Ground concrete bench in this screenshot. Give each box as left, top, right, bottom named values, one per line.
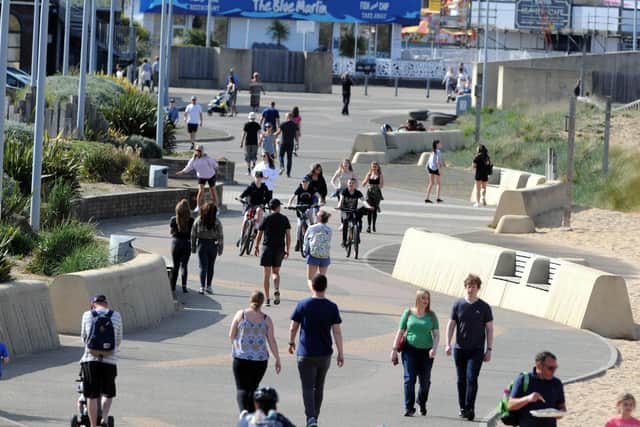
left=469, top=167, right=543, bottom=206
left=392, top=228, right=636, bottom=339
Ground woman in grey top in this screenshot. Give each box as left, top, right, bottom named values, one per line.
left=424, top=140, right=444, bottom=204
left=191, top=202, right=224, bottom=294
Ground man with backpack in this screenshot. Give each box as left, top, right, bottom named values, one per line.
left=303, top=210, right=332, bottom=291
left=504, top=351, right=566, bottom=427
left=80, top=295, right=123, bottom=427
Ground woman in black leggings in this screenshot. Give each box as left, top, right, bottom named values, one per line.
left=362, top=161, right=384, bottom=233
left=169, top=199, right=194, bottom=294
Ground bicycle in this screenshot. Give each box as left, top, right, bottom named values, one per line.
left=236, top=198, right=266, bottom=256
left=285, top=204, right=319, bottom=258
left=337, top=207, right=362, bottom=259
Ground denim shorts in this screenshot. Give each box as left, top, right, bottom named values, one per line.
left=306, top=255, right=330, bottom=267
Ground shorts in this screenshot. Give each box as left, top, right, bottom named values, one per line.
left=81, top=361, right=117, bottom=399
left=427, top=167, right=440, bottom=176
left=260, top=246, right=285, bottom=267
left=197, top=176, right=216, bottom=187
left=307, top=255, right=330, bottom=267
left=187, top=123, right=199, bottom=133
left=244, top=144, right=258, bottom=162
left=475, top=173, right=489, bottom=182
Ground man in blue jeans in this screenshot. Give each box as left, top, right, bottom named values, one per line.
left=445, top=273, right=494, bottom=421
left=288, top=274, right=344, bottom=427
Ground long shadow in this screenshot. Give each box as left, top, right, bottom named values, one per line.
left=0, top=410, right=60, bottom=425
left=0, top=344, right=80, bottom=380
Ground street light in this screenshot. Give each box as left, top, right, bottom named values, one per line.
left=0, top=0, right=12, bottom=216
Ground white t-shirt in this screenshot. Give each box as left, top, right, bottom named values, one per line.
left=252, top=162, right=278, bottom=191
left=427, top=149, right=442, bottom=171
left=185, top=103, right=202, bottom=124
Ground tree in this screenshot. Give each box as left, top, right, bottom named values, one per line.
left=182, top=29, right=206, bottom=47
left=267, top=20, right=290, bottom=46
left=339, top=33, right=367, bottom=57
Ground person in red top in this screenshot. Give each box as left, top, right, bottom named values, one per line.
left=606, top=393, right=640, bottom=427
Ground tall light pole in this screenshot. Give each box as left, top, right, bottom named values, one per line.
left=107, top=0, right=116, bottom=74
left=634, top=0, right=638, bottom=51
left=30, top=0, right=50, bottom=232
left=155, top=0, right=168, bottom=148
left=163, top=0, right=173, bottom=105
left=128, top=0, right=136, bottom=83
left=62, top=0, right=71, bottom=75
left=77, top=0, right=91, bottom=138
left=480, top=0, right=490, bottom=109
left=89, top=0, right=97, bottom=73
left=0, top=0, right=12, bottom=216
left=30, top=0, right=40, bottom=85
left=205, top=0, right=212, bottom=47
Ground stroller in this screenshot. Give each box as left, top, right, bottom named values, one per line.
left=70, top=373, right=115, bottom=427
left=207, top=91, right=228, bottom=116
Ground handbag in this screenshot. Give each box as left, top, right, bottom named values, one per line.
left=397, top=334, right=406, bottom=352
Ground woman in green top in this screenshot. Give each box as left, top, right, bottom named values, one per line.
left=391, top=289, right=440, bottom=417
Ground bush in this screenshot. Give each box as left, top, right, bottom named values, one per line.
left=41, top=180, right=78, bottom=229
left=55, top=241, right=109, bottom=275
left=182, top=29, right=206, bottom=46
left=123, top=135, right=162, bottom=159
left=123, top=155, right=149, bottom=187
left=82, top=145, right=130, bottom=183
left=43, top=75, right=124, bottom=107
left=100, top=87, right=176, bottom=152
left=0, top=231, right=14, bottom=282
left=27, top=221, right=96, bottom=276
left=4, top=121, right=34, bottom=145
left=0, top=223, right=36, bottom=256
left=2, top=176, right=30, bottom=219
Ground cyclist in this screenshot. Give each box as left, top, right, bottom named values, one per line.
left=288, top=176, right=317, bottom=252
left=336, top=178, right=372, bottom=248
left=237, top=171, right=270, bottom=246
left=237, top=387, right=295, bottom=427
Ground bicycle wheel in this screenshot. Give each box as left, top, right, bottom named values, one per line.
left=353, top=224, right=360, bottom=259
left=345, top=223, right=352, bottom=258
left=298, top=223, right=306, bottom=258
left=239, top=221, right=249, bottom=256
left=246, top=222, right=256, bottom=254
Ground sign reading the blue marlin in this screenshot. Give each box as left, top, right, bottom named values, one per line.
left=140, top=0, right=421, bottom=24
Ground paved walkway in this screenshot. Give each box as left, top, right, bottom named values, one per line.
left=0, top=86, right=617, bottom=426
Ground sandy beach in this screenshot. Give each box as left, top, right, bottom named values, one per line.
left=524, top=208, right=640, bottom=426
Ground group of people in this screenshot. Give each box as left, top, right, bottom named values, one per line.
left=443, top=62, right=472, bottom=103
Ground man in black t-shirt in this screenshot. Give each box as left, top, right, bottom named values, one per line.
left=337, top=178, right=371, bottom=247
left=237, top=171, right=269, bottom=245
left=275, top=113, right=300, bottom=177
left=241, top=112, right=262, bottom=175
left=341, top=73, right=353, bottom=115
left=445, top=273, right=494, bottom=422
left=254, top=198, right=291, bottom=306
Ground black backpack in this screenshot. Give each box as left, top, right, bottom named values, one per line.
left=87, top=310, right=116, bottom=357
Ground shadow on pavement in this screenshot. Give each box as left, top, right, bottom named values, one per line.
left=0, top=410, right=58, bottom=425
left=1, top=345, right=80, bottom=381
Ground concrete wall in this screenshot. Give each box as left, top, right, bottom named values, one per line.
left=304, top=51, right=333, bottom=94
left=216, top=47, right=254, bottom=90
left=0, top=281, right=60, bottom=356
left=468, top=167, right=545, bottom=206
left=50, top=254, right=175, bottom=335
left=492, top=181, right=567, bottom=228
left=392, top=229, right=636, bottom=338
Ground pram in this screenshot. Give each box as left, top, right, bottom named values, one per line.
left=70, top=373, right=115, bottom=427
left=207, top=91, right=228, bottom=116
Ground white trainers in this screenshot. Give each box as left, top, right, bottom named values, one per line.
left=473, top=202, right=480, bottom=208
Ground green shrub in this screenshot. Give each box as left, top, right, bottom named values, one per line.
left=100, top=87, right=176, bottom=152
left=41, top=180, right=78, bottom=229
left=2, top=176, right=30, bottom=218
left=123, top=155, right=149, bottom=187
left=123, top=135, right=162, bottom=159
left=0, top=223, right=36, bottom=256
left=27, top=221, right=96, bottom=276
left=55, top=241, right=109, bottom=275
left=0, top=232, right=14, bottom=282
left=43, top=75, right=124, bottom=107
left=4, top=121, right=34, bottom=145
left=182, top=29, right=206, bottom=46
left=82, top=145, right=130, bottom=183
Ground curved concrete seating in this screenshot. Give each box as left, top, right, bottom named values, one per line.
left=392, top=228, right=636, bottom=339
left=0, top=280, right=60, bottom=356
left=469, top=167, right=544, bottom=206
left=491, top=181, right=566, bottom=228
left=351, top=129, right=464, bottom=164
left=351, top=151, right=386, bottom=165
left=50, top=254, right=175, bottom=335
left=495, top=214, right=535, bottom=234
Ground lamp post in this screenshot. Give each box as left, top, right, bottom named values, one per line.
left=155, top=0, right=168, bottom=148
left=62, top=0, right=71, bottom=75
left=0, top=0, right=12, bottom=216
left=30, top=0, right=40, bottom=85
left=107, top=0, right=116, bottom=74
left=77, top=0, right=91, bottom=138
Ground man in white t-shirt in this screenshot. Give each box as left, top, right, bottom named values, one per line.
left=184, top=96, right=203, bottom=149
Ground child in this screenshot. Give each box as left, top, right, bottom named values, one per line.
left=605, top=393, right=640, bottom=427
left=0, top=341, right=8, bottom=379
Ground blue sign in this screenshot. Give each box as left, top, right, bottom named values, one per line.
left=140, top=0, right=421, bottom=24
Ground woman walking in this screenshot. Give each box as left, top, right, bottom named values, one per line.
left=443, top=66, right=457, bottom=102
left=229, top=290, right=281, bottom=413
left=472, top=144, right=492, bottom=207
left=391, top=289, right=440, bottom=417
left=169, top=199, right=194, bottom=295
left=259, top=123, right=277, bottom=156
left=303, top=210, right=332, bottom=290
left=226, top=75, right=238, bottom=117
left=191, top=202, right=224, bottom=295
left=424, top=140, right=444, bottom=204
left=330, top=159, right=357, bottom=199
left=252, top=152, right=278, bottom=202
left=362, top=161, right=384, bottom=233
left=291, top=106, right=302, bottom=156
left=249, top=72, right=266, bottom=113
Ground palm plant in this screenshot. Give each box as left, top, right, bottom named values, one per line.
left=267, top=20, right=290, bottom=46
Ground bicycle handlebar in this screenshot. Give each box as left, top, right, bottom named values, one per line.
left=285, top=204, right=320, bottom=210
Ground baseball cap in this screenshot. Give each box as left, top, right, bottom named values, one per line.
left=169, top=98, right=175, bottom=103
left=254, top=170, right=264, bottom=178
left=92, top=294, right=108, bottom=304
left=195, top=144, right=204, bottom=152
left=191, top=95, right=197, bottom=101
left=301, top=175, right=311, bottom=182
left=248, top=112, right=257, bottom=121
left=269, top=198, right=282, bottom=209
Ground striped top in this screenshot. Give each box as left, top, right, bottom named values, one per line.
left=80, top=308, right=123, bottom=365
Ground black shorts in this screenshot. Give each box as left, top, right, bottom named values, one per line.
left=427, top=167, right=440, bottom=176
left=81, top=362, right=117, bottom=399
left=260, top=246, right=285, bottom=267
left=198, top=176, right=216, bottom=187
left=187, top=123, right=199, bottom=133
left=475, top=173, right=489, bottom=182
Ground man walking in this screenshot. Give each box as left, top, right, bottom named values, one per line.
left=241, top=112, right=262, bottom=175
left=275, top=112, right=300, bottom=177
left=340, top=73, right=353, bottom=116
left=80, top=295, right=123, bottom=427
left=289, top=274, right=344, bottom=427
left=254, top=198, right=291, bottom=306
left=445, top=273, right=494, bottom=421
left=260, top=102, right=280, bottom=131
left=152, top=56, right=160, bottom=93
left=139, top=58, right=152, bottom=92
left=176, top=144, right=219, bottom=209
left=508, top=351, right=566, bottom=427
left=184, top=96, right=203, bottom=150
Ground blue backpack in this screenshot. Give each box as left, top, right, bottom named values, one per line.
left=87, top=310, right=116, bottom=357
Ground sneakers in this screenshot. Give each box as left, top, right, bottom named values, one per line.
left=193, top=205, right=200, bottom=214
left=306, top=417, right=318, bottom=427
left=424, top=199, right=433, bottom=203
left=266, top=298, right=271, bottom=307
left=436, top=198, right=443, bottom=203
left=473, top=202, right=480, bottom=208
left=404, top=408, right=416, bottom=417
left=279, top=167, right=285, bottom=175
left=206, top=286, right=213, bottom=294
left=274, top=290, right=280, bottom=305
left=198, top=287, right=205, bottom=294
left=182, top=286, right=188, bottom=293
left=366, top=226, right=371, bottom=233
